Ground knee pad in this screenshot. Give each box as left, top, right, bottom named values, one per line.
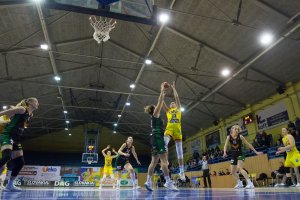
left=11, top=156, right=25, bottom=177
left=0, top=149, right=12, bottom=166
left=175, top=141, right=183, bottom=159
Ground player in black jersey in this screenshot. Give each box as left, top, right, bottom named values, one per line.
left=223, top=125, right=262, bottom=189
left=0, top=98, right=38, bottom=192
left=143, top=82, right=178, bottom=191
left=115, top=136, right=141, bottom=189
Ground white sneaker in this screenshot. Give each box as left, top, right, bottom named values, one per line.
left=245, top=182, right=254, bottom=189
left=296, top=183, right=300, bottom=187
left=116, top=184, right=120, bottom=190
left=179, top=172, right=186, bottom=182
left=144, top=182, right=153, bottom=191
left=234, top=181, right=243, bottom=189
left=165, top=181, right=179, bottom=191
left=133, top=185, right=141, bottom=189
left=4, top=184, right=22, bottom=192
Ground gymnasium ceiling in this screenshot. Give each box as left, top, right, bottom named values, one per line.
left=0, top=0, right=300, bottom=148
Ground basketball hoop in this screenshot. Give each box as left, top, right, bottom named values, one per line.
left=87, top=157, right=93, bottom=165
left=89, top=16, right=116, bottom=43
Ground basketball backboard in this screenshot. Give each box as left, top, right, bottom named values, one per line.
left=45, top=0, right=156, bottom=25
left=82, top=153, right=98, bottom=164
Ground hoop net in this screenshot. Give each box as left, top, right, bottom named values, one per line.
left=89, top=16, right=116, bottom=43
left=87, top=157, right=93, bottom=165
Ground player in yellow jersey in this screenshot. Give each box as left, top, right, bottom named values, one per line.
left=276, top=128, right=300, bottom=187
left=99, top=145, right=118, bottom=189
left=163, top=81, right=186, bottom=181
left=0, top=164, right=7, bottom=189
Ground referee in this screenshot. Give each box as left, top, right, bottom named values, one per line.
left=201, top=156, right=212, bottom=188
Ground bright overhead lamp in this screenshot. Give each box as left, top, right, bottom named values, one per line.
left=40, top=43, right=48, bottom=50
left=221, top=68, right=231, bottom=77
left=259, top=32, right=274, bottom=46
left=158, top=13, right=170, bottom=24
left=145, top=59, right=152, bottom=65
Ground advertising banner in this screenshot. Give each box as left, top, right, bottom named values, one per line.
left=256, top=101, right=289, bottom=130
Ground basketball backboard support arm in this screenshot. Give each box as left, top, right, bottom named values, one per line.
left=44, top=0, right=157, bottom=25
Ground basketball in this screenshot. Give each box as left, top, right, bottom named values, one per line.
left=163, top=82, right=170, bottom=89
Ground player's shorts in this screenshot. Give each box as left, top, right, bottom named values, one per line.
left=103, top=166, right=113, bottom=175
left=150, top=131, right=166, bottom=156
left=1, top=134, right=23, bottom=151
left=115, top=156, right=129, bottom=171
left=284, top=152, right=300, bottom=167
left=164, top=125, right=182, bottom=141
left=231, top=151, right=246, bottom=165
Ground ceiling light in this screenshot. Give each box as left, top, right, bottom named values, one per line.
left=145, top=59, right=152, bottom=65
left=114, top=123, right=118, bottom=127
left=113, top=131, right=116, bottom=134
left=158, top=13, right=170, bottom=24
left=259, top=32, right=274, bottom=46
left=129, top=84, right=136, bottom=89
left=54, top=75, right=61, bottom=81
left=118, top=114, right=121, bottom=118
left=180, top=107, right=185, bottom=112
left=65, top=120, right=70, bottom=124
left=40, top=43, right=48, bottom=50
left=63, top=110, right=68, bottom=114
left=65, top=128, right=68, bottom=131
left=125, top=102, right=131, bottom=106
left=2, top=106, right=7, bottom=110
left=68, top=133, right=72, bottom=136
left=221, top=68, right=231, bottom=77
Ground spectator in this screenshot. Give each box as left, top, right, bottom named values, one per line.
left=226, top=169, right=230, bottom=175
left=255, top=131, right=268, bottom=147
left=277, top=135, right=283, bottom=146
left=295, top=117, right=300, bottom=133
left=288, top=121, right=296, bottom=133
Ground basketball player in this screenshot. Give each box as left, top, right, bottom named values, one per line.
left=0, top=98, right=39, bottom=191
left=276, top=128, right=300, bottom=186
left=223, top=125, right=262, bottom=189
left=99, top=145, right=118, bottom=189
left=144, top=82, right=178, bottom=191
left=163, top=81, right=186, bottom=181
left=115, top=136, right=141, bottom=189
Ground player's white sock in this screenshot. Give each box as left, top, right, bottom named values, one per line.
left=165, top=176, right=171, bottom=183
left=147, top=175, right=152, bottom=183
left=179, top=166, right=184, bottom=173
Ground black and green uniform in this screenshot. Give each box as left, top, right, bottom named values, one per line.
left=115, top=144, right=132, bottom=171
left=150, top=116, right=166, bottom=156
left=229, top=134, right=246, bottom=165
left=1, top=109, right=31, bottom=151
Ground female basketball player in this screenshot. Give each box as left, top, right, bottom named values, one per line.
left=99, top=145, right=118, bottom=189
left=115, top=136, right=141, bottom=189
left=276, top=128, right=300, bottom=186
left=0, top=97, right=39, bottom=191
left=143, top=82, right=178, bottom=191
left=223, top=125, right=262, bottom=189
left=163, top=81, right=186, bottom=181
